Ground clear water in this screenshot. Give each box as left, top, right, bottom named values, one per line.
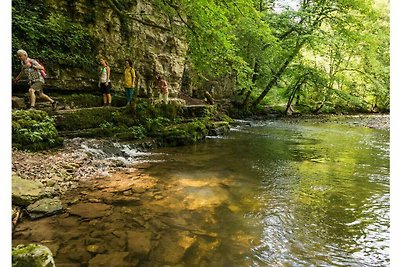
left=13, top=117, right=390, bottom=266
left=141, top=118, right=390, bottom=266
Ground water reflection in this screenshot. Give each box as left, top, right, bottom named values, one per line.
left=144, top=119, right=389, bottom=266
left=13, top=117, right=389, bottom=266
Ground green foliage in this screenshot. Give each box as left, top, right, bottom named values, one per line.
left=100, top=121, right=115, bottom=129
left=127, top=125, right=146, bottom=139
left=12, top=110, right=63, bottom=151
left=145, top=117, right=171, bottom=133
left=60, top=94, right=102, bottom=108
left=12, top=0, right=96, bottom=75
left=159, top=0, right=389, bottom=113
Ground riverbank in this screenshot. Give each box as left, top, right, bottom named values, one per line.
left=12, top=113, right=390, bottom=266
left=269, top=113, right=390, bottom=130
left=11, top=113, right=390, bottom=266
left=12, top=113, right=389, bottom=201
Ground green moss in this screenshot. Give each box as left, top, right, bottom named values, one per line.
left=60, top=125, right=146, bottom=140
left=12, top=244, right=54, bottom=267
left=181, top=105, right=216, bottom=118
left=52, top=95, right=233, bottom=146
left=55, top=107, right=138, bottom=131
left=154, top=120, right=209, bottom=146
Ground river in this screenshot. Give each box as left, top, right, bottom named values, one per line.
left=13, top=116, right=390, bottom=266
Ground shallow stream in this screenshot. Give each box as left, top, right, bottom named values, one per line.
left=13, top=116, right=390, bottom=266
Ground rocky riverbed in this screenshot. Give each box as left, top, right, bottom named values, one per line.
left=12, top=137, right=233, bottom=266
left=11, top=114, right=390, bottom=218
left=11, top=114, right=390, bottom=266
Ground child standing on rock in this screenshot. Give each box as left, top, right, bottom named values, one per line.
left=157, top=75, right=169, bottom=104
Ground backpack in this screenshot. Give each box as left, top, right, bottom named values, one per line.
left=30, top=59, right=47, bottom=79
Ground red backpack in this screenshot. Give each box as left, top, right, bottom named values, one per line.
left=30, top=59, right=47, bottom=78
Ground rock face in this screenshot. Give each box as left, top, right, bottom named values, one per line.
left=39, top=0, right=188, bottom=97
left=12, top=243, right=55, bottom=267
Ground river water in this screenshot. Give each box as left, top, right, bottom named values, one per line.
left=13, top=116, right=390, bottom=266
left=140, top=118, right=390, bottom=267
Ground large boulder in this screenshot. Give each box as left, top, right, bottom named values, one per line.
left=12, top=174, right=46, bottom=206
left=12, top=243, right=55, bottom=267
left=12, top=96, right=27, bottom=110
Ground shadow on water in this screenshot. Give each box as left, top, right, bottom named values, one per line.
left=13, top=117, right=389, bottom=266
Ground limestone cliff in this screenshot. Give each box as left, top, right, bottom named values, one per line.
left=16, top=0, right=188, bottom=97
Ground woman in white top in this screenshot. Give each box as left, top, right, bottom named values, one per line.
left=98, top=58, right=112, bottom=107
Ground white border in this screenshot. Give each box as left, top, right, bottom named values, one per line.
left=1, top=0, right=12, bottom=266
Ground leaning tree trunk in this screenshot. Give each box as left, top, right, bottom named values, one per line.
left=285, top=76, right=307, bottom=114
left=252, top=40, right=305, bottom=108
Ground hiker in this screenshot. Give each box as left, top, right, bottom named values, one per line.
left=157, top=75, right=169, bottom=103
left=122, top=59, right=137, bottom=107
left=98, top=58, right=112, bottom=107
left=14, top=49, right=58, bottom=110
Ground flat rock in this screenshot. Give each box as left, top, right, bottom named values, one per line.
left=68, top=203, right=112, bottom=219
left=150, top=232, right=196, bottom=264
left=27, top=198, right=64, bottom=219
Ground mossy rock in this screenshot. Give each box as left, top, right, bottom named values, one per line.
left=56, top=93, right=127, bottom=108
left=155, top=120, right=209, bottom=146
left=61, top=125, right=146, bottom=140
left=181, top=105, right=216, bottom=118
left=12, top=243, right=55, bottom=267
left=206, top=121, right=230, bottom=136
left=55, top=107, right=138, bottom=131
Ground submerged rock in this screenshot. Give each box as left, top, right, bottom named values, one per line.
left=68, top=203, right=112, bottom=219
left=12, top=243, right=55, bottom=267
left=150, top=231, right=196, bottom=264
left=127, top=230, right=153, bottom=258
left=88, top=252, right=137, bottom=267
left=26, top=198, right=64, bottom=219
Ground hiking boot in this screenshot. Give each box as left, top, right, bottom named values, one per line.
left=28, top=106, right=35, bottom=110
left=52, top=101, right=58, bottom=110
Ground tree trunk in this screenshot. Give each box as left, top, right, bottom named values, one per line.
left=252, top=40, right=305, bottom=108
left=285, top=77, right=306, bottom=114
left=241, top=59, right=259, bottom=108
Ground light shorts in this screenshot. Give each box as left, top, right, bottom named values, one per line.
left=30, top=81, right=44, bottom=93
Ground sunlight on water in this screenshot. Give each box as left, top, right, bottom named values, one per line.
left=144, top=117, right=389, bottom=266
left=13, top=117, right=389, bottom=266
